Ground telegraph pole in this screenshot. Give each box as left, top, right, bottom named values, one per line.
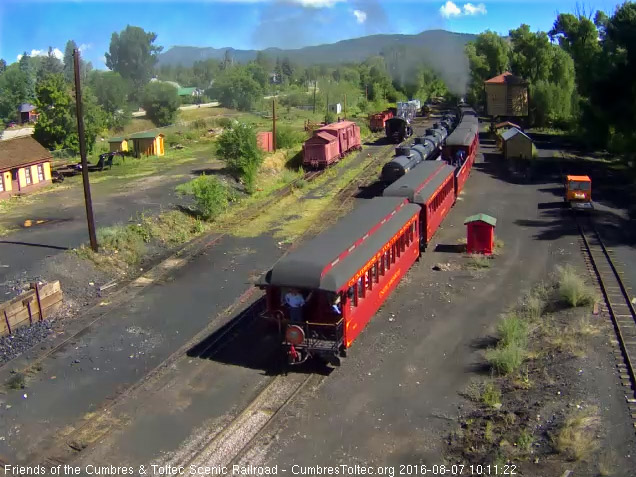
left=73, top=49, right=98, bottom=252
left=344, top=94, right=347, bottom=120
left=272, top=99, right=277, bottom=152
left=313, top=81, right=317, bottom=114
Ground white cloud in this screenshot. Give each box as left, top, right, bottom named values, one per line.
left=439, top=1, right=461, bottom=18
left=440, top=1, right=486, bottom=18
left=17, top=48, right=63, bottom=61
left=78, top=43, right=93, bottom=52
left=353, top=9, right=367, bottom=23
left=286, top=0, right=346, bottom=7
left=463, top=2, right=486, bottom=15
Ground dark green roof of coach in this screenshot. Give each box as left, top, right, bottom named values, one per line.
left=259, top=197, right=420, bottom=292
left=383, top=161, right=455, bottom=205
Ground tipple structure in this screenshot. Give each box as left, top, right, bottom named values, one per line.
left=302, top=120, right=362, bottom=169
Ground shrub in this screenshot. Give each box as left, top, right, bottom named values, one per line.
left=275, top=125, right=307, bottom=149
left=217, top=122, right=263, bottom=193
left=486, top=344, right=524, bottom=375
left=553, top=407, right=600, bottom=461
left=497, top=314, right=528, bottom=348
left=142, top=82, right=180, bottom=127
left=7, top=373, right=26, bottom=390
left=189, top=175, right=231, bottom=220
left=523, top=293, right=545, bottom=321
left=555, top=265, right=595, bottom=307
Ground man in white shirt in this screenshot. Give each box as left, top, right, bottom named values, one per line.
left=285, top=289, right=305, bottom=322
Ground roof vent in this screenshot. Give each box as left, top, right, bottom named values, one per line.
left=396, top=146, right=412, bottom=157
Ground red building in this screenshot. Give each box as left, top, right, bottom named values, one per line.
left=257, top=131, right=274, bottom=152
left=465, top=214, right=497, bottom=255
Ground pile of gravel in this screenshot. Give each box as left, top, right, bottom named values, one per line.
left=0, top=320, right=54, bottom=366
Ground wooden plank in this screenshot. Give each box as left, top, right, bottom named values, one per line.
left=2, top=287, right=61, bottom=322
left=3, top=292, right=62, bottom=334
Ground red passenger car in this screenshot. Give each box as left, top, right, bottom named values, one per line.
left=257, top=197, right=421, bottom=365
left=382, top=161, right=456, bottom=248
left=302, top=120, right=362, bottom=169
left=442, top=120, right=479, bottom=195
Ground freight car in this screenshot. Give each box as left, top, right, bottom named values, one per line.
left=257, top=197, right=421, bottom=365
left=385, top=117, right=413, bottom=144
left=382, top=161, right=456, bottom=249
left=380, top=139, right=439, bottom=185
left=369, top=110, right=394, bottom=132
left=303, top=120, right=362, bottom=169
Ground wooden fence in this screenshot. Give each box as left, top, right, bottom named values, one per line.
left=0, top=281, right=63, bottom=336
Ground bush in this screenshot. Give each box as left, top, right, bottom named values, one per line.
left=275, top=125, right=307, bottom=149
left=188, top=175, right=231, bottom=220
left=217, top=122, right=263, bottom=193
left=7, top=373, right=26, bottom=390
left=142, top=82, right=180, bottom=126
left=486, top=344, right=524, bottom=375
left=555, top=265, right=595, bottom=307
left=481, top=381, right=502, bottom=408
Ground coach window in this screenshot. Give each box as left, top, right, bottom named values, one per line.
left=358, top=276, right=365, bottom=299
left=367, top=270, right=372, bottom=291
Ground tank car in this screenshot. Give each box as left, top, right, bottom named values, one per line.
left=380, top=146, right=422, bottom=184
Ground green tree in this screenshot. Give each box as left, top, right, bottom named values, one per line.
left=33, top=73, right=106, bottom=153
left=509, top=25, right=553, bottom=84
left=217, top=122, right=262, bottom=194
left=89, top=70, right=130, bottom=129
left=0, top=59, right=6, bottom=75
left=465, top=31, right=510, bottom=105
left=18, top=52, right=35, bottom=101
left=37, top=47, right=63, bottom=81
left=0, top=64, right=29, bottom=122
left=105, top=25, right=163, bottom=92
left=142, top=81, right=179, bottom=126
left=549, top=13, right=602, bottom=95
left=209, top=67, right=262, bottom=111
left=63, top=40, right=77, bottom=83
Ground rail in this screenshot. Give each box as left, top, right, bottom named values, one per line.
left=576, top=213, right=636, bottom=423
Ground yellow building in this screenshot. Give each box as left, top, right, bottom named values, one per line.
left=108, top=137, right=129, bottom=153
left=501, top=127, right=533, bottom=160
left=484, top=72, right=529, bottom=117
left=0, top=136, right=52, bottom=200
left=129, top=132, right=165, bottom=158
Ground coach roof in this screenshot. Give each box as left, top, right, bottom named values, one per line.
left=383, top=161, right=456, bottom=205
left=259, top=197, right=420, bottom=292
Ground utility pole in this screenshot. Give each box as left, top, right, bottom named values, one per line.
left=313, top=81, right=317, bottom=114
left=73, top=49, right=98, bottom=252
left=326, top=92, right=329, bottom=123
left=272, top=99, right=277, bottom=152
left=344, top=94, right=347, bottom=120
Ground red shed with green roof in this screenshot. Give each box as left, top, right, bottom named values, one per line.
left=465, top=213, right=497, bottom=255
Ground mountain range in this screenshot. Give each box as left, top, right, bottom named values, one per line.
left=157, top=30, right=476, bottom=94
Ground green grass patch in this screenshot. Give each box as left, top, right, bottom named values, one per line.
left=467, top=254, right=492, bottom=269
left=97, top=224, right=148, bottom=266
left=177, top=175, right=234, bottom=220
left=481, top=381, right=502, bottom=409
left=555, top=265, right=596, bottom=307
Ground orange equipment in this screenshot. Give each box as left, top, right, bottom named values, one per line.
left=565, top=175, right=593, bottom=210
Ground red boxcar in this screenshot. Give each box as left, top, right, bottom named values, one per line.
left=369, top=110, right=394, bottom=132
left=257, top=197, right=421, bottom=365
left=302, top=120, right=361, bottom=168
left=256, top=131, right=273, bottom=152
left=382, top=161, right=457, bottom=248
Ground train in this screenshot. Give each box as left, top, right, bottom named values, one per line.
left=369, top=110, right=394, bottom=132
left=257, top=107, right=480, bottom=365
left=384, top=100, right=421, bottom=144
left=302, top=120, right=362, bottom=169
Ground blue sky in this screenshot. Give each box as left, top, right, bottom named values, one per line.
left=0, top=0, right=624, bottom=69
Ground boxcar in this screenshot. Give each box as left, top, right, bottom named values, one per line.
left=257, top=197, right=421, bottom=365
left=369, top=111, right=394, bottom=132
left=383, top=161, right=456, bottom=249
left=303, top=120, right=361, bottom=169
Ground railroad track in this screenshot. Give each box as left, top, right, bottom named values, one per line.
left=576, top=214, right=636, bottom=431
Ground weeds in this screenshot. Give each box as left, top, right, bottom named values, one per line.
left=7, top=372, right=26, bottom=390
left=486, top=344, right=525, bottom=375
left=497, top=314, right=529, bottom=348
left=98, top=225, right=147, bottom=265
left=467, top=255, right=492, bottom=269
left=189, top=175, right=232, bottom=220
left=555, top=265, right=596, bottom=307
left=553, top=406, right=600, bottom=461
left=516, top=428, right=533, bottom=452
left=522, top=292, right=545, bottom=321
left=481, top=381, right=502, bottom=408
